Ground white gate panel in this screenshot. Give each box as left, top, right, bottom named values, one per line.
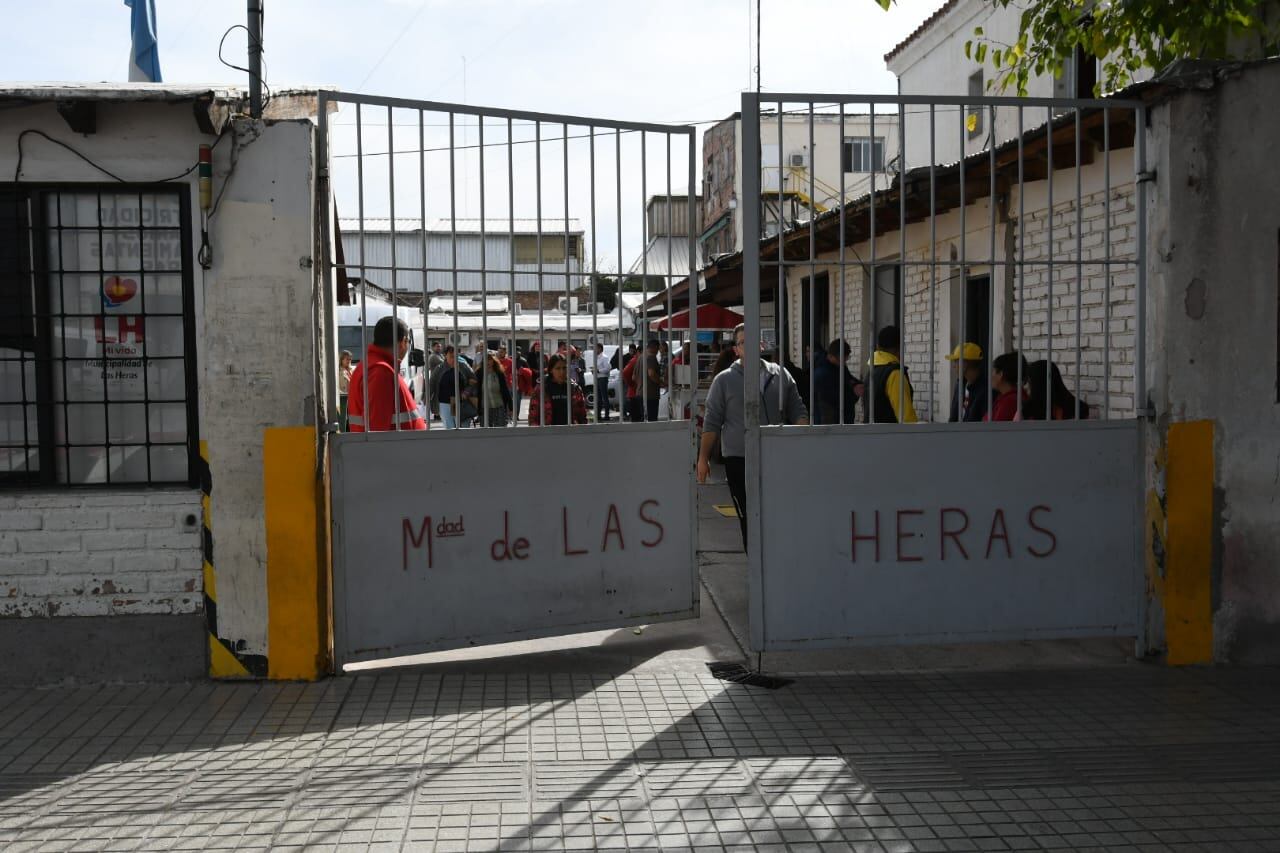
left=332, top=423, right=695, bottom=665
left=753, top=421, right=1141, bottom=650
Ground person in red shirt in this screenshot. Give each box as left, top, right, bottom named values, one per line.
left=346, top=316, right=427, bottom=432
left=527, top=354, right=587, bottom=426
left=985, top=351, right=1029, bottom=422
left=621, top=349, right=642, bottom=422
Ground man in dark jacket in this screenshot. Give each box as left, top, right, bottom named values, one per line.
left=812, top=338, right=864, bottom=425
left=945, top=342, right=990, bottom=422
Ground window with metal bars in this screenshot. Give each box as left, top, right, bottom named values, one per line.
left=0, top=185, right=197, bottom=487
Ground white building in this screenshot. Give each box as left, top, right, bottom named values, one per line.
left=701, top=111, right=902, bottom=259
left=339, top=218, right=585, bottom=303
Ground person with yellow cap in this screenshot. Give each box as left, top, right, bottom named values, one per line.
left=946, top=341, right=990, bottom=422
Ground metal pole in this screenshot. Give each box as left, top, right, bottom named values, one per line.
left=247, top=0, right=263, bottom=119
left=419, top=110, right=430, bottom=425
left=776, top=105, right=785, bottom=414
left=508, top=118, right=516, bottom=426
left=356, top=104, right=369, bottom=436
left=640, top=131, right=649, bottom=417
left=563, top=121, right=572, bottom=427
left=687, top=131, right=697, bottom=426
left=616, top=129, right=624, bottom=421
left=317, top=92, right=338, bottom=432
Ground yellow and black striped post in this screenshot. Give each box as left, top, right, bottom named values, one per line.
left=201, top=441, right=268, bottom=678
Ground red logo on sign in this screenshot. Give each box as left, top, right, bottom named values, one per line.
left=102, top=276, right=138, bottom=308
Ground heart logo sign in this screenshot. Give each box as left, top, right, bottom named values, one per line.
left=102, top=276, right=138, bottom=309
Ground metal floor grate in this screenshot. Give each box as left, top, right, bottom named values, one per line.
left=413, top=763, right=525, bottom=803
left=746, top=756, right=865, bottom=796
left=533, top=760, right=642, bottom=802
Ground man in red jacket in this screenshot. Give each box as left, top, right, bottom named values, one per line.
left=347, top=316, right=427, bottom=432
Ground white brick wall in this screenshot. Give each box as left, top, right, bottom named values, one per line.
left=0, top=489, right=203, bottom=618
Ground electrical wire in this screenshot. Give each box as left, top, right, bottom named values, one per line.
left=218, top=23, right=272, bottom=115
left=12, top=128, right=226, bottom=183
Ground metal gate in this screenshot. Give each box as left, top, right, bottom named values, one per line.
left=317, top=92, right=700, bottom=667
left=739, top=91, right=1149, bottom=651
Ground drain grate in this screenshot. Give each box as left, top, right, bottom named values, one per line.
left=845, top=752, right=966, bottom=791
left=178, top=768, right=300, bottom=810
left=746, top=756, right=865, bottom=796
left=641, top=759, right=755, bottom=799
left=533, top=761, right=642, bottom=802
left=414, top=763, right=525, bottom=803
left=48, top=769, right=189, bottom=814
left=297, top=766, right=418, bottom=808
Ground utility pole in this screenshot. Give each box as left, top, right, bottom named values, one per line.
left=248, top=0, right=264, bottom=118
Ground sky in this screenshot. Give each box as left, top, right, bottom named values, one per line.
left=4, top=0, right=942, bottom=273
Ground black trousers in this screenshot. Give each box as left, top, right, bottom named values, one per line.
left=723, top=455, right=748, bottom=549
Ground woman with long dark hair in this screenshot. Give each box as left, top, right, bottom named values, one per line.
left=528, top=353, right=587, bottom=426
left=1024, top=360, right=1090, bottom=420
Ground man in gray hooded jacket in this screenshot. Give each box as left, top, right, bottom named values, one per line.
left=697, top=323, right=808, bottom=548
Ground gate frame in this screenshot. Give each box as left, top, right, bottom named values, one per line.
left=314, top=91, right=702, bottom=669
left=739, top=91, right=1151, bottom=654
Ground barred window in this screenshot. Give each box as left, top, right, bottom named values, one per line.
left=0, top=186, right=197, bottom=487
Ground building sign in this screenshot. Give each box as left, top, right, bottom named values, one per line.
left=755, top=422, right=1141, bottom=650
left=331, top=425, right=696, bottom=664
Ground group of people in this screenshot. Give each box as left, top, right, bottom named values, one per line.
left=697, top=323, right=1093, bottom=548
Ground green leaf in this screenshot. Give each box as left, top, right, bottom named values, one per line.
left=965, top=40, right=972, bottom=59
left=975, top=42, right=988, bottom=64
left=974, top=25, right=984, bottom=36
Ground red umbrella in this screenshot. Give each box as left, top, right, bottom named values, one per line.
left=649, top=303, right=743, bottom=331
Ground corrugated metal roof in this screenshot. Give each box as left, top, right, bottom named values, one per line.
left=627, top=236, right=705, bottom=277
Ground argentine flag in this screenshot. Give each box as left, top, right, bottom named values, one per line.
left=125, top=0, right=162, bottom=83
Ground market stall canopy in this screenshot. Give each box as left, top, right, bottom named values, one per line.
left=650, top=303, right=743, bottom=332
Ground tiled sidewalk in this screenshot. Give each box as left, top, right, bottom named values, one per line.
left=0, top=667, right=1278, bottom=851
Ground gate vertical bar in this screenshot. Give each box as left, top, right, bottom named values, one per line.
left=589, top=127, right=598, bottom=419
left=665, top=133, right=674, bottom=420
left=1017, top=107, right=1025, bottom=419
left=929, top=104, right=937, bottom=423
left=535, top=121, right=545, bottom=427
left=988, top=105, right=996, bottom=422
left=508, top=118, right=516, bottom=426
left=808, top=103, right=816, bottom=416
left=356, top=104, right=369, bottom=436
left=686, top=127, right=698, bottom=615
left=957, top=106, right=966, bottom=426
left=419, top=110, right=430, bottom=420
left=480, top=117, right=490, bottom=427
left=640, top=131, right=649, bottom=416
left=449, top=112, right=460, bottom=428
left=615, top=129, right=624, bottom=420
left=899, top=99, right=908, bottom=421
left=1074, top=108, right=1083, bottom=408
left=868, top=106, right=877, bottom=423
left=838, top=104, right=846, bottom=423
left=563, top=122, right=571, bottom=427
left=1103, top=109, right=1111, bottom=419
left=741, top=92, right=765, bottom=652
left=386, top=106, right=401, bottom=430
left=1045, top=105, right=1054, bottom=420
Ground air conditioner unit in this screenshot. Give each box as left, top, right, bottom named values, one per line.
left=789, top=152, right=808, bottom=168
left=447, top=331, right=470, bottom=346
left=557, top=296, right=580, bottom=313
left=586, top=302, right=607, bottom=314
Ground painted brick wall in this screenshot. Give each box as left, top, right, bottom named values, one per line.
left=0, top=489, right=202, bottom=618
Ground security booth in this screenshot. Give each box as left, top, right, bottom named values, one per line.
left=318, top=93, right=703, bottom=667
